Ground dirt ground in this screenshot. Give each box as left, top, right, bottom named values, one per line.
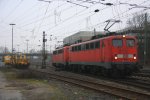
left=0, top=68, right=119, bottom=100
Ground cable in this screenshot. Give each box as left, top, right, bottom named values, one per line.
left=51, top=0, right=150, bottom=38
left=45, top=4, right=108, bottom=32
left=47, top=1, right=121, bottom=35
left=36, top=2, right=51, bottom=34
left=49, top=6, right=108, bottom=35
left=66, top=1, right=89, bottom=8
left=17, top=2, right=72, bottom=28
left=17, top=1, right=89, bottom=33
left=12, top=2, right=40, bottom=22
left=17, top=2, right=67, bottom=25
left=4, top=0, right=24, bottom=21
left=15, top=1, right=101, bottom=30
left=45, top=0, right=126, bottom=33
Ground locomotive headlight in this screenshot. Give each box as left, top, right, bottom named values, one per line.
left=115, top=56, right=118, bottom=59
left=123, top=35, right=126, bottom=38
left=134, top=56, right=136, bottom=59
left=133, top=54, right=136, bottom=59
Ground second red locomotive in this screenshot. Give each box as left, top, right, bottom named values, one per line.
left=52, top=35, right=141, bottom=77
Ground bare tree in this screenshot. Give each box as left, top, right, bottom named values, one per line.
left=126, top=13, right=147, bottom=29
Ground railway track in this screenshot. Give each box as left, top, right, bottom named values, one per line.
left=121, top=72, right=150, bottom=91
left=29, top=68, right=150, bottom=100
left=133, top=72, right=150, bottom=78
left=112, top=77, right=150, bottom=91
left=69, top=69, right=150, bottom=92
left=140, top=69, right=150, bottom=73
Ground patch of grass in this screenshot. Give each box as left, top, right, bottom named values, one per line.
left=3, top=71, right=18, bottom=80
left=1, top=68, right=88, bottom=100
left=0, top=67, right=12, bottom=73
left=1, top=68, right=67, bottom=99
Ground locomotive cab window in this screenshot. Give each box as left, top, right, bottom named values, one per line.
left=126, top=39, right=135, bottom=47
left=72, top=46, right=75, bottom=52
left=81, top=44, right=85, bottom=50
left=95, top=41, right=100, bottom=48
left=75, top=46, right=78, bottom=51
left=112, top=39, right=122, bottom=47
left=53, top=51, right=57, bottom=55
left=86, top=43, right=90, bottom=50
left=90, top=42, right=94, bottom=49
left=57, top=49, right=63, bottom=54
left=78, top=45, right=81, bottom=51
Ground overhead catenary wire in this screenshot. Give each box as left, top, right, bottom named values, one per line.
left=4, top=0, right=24, bottom=22
left=16, top=2, right=67, bottom=26
left=49, top=6, right=109, bottom=35
left=3, top=0, right=148, bottom=33
left=12, top=2, right=41, bottom=22
left=36, top=1, right=51, bottom=34
left=51, top=0, right=150, bottom=38
left=11, top=0, right=115, bottom=32
left=17, top=2, right=76, bottom=28
left=12, top=0, right=68, bottom=25
left=0, top=1, right=77, bottom=40
left=16, top=1, right=92, bottom=35
left=1, top=0, right=150, bottom=51
left=16, top=0, right=111, bottom=30
left=46, top=1, right=123, bottom=36
left=44, top=2, right=115, bottom=32
left=66, top=0, right=89, bottom=8
left=16, top=0, right=86, bottom=27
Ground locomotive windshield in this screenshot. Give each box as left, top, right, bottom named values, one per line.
left=126, top=39, right=135, bottom=47
left=112, top=39, right=122, bottom=47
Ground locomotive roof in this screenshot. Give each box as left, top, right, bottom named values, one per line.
left=54, top=46, right=69, bottom=50
left=70, top=35, right=136, bottom=46
left=53, top=35, right=136, bottom=51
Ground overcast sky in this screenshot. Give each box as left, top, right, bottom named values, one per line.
left=0, top=0, right=149, bottom=53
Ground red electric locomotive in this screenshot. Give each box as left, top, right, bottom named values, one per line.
left=52, top=46, right=69, bottom=69
left=52, top=35, right=141, bottom=77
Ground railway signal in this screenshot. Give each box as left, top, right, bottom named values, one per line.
left=42, top=31, right=47, bottom=69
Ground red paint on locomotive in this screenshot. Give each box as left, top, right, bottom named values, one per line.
left=52, top=46, right=69, bottom=67
left=69, top=35, right=138, bottom=65
left=52, top=35, right=141, bottom=77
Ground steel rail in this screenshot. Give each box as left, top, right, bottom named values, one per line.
left=30, top=68, right=150, bottom=100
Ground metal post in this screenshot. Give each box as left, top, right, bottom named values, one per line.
left=26, top=40, right=29, bottom=53
left=10, top=24, right=15, bottom=54
left=12, top=26, right=13, bottom=54
left=50, top=35, right=52, bottom=53
left=144, top=13, right=147, bottom=65
left=9, top=24, right=15, bottom=62
left=42, top=31, right=47, bottom=69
